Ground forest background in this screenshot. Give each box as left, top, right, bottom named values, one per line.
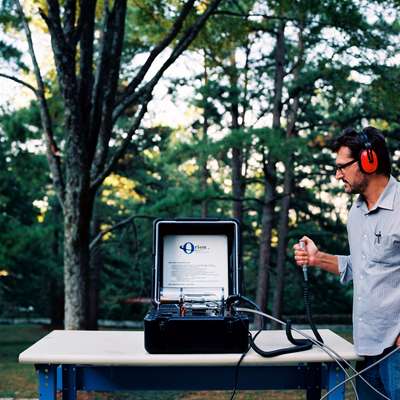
left=1, top=0, right=400, bottom=330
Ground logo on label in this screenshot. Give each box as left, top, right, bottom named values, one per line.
left=180, top=242, right=195, bottom=254
left=179, top=242, right=208, bottom=254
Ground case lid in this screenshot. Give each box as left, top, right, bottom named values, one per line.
left=152, top=219, right=241, bottom=305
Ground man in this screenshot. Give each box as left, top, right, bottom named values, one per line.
left=293, top=126, right=400, bottom=399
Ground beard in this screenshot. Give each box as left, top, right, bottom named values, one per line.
left=343, top=174, right=368, bottom=194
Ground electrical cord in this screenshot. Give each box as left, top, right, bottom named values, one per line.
left=229, top=339, right=249, bottom=400
left=227, top=293, right=322, bottom=398
left=235, top=307, right=399, bottom=400
left=226, top=295, right=263, bottom=400
left=320, top=345, right=400, bottom=400
left=248, top=276, right=325, bottom=358
left=299, top=240, right=323, bottom=345
left=227, top=293, right=319, bottom=399
left=228, top=274, right=358, bottom=398
left=229, top=330, right=262, bottom=400
left=226, top=294, right=394, bottom=399
left=303, top=281, right=324, bottom=344
left=226, top=294, right=260, bottom=312
left=249, top=325, right=313, bottom=357
left=228, top=295, right=258, bottom=400
left=233, top=294, right=320, bottom=358
left=234, top=307, right=360, bottom=400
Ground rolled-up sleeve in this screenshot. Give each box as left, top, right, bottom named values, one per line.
left=337, top=255, right=353, bottom=284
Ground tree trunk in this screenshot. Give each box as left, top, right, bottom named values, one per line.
left=255, top=163, right=276, bottom=321
left=63, top=166, right=93, bottom=329
left=49, top=279, right=64, bottom=328
left=271, top=24, right=304, bottom=328
left=201, top=53, right=209, bottom=218
left=201, top=161, right=209, bottom=217
left=271, top=160, right=294, bottom=327
left=255, top=20, right=285, bottom=327
left=49, top=201, right=64, bottom=328
left=87, top=211, right=103, bottom=330
left=229, top=52, right=245, bottom=224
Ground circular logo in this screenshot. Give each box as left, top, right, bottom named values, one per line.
left=179, top=242, right=195, bottom=254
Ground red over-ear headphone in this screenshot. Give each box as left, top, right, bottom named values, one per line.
left=358, top=131, right=378, bottom=174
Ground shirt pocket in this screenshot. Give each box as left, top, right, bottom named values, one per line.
left=370, top=236, right=400, bottom=265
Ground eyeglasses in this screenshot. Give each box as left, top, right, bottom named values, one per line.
left=335, top=159, right=358, bottom=174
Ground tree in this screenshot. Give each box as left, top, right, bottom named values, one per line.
left=2, top=0, right=223, bottom=329
left=242, top=0, right=400, bottom=325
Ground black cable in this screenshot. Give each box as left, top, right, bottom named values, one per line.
left=298, top=241, right=323, bottom=344
left=230, top=329, right=263, bottom=400
left=228, top=289, right=323, bottom=398
left=247, top=283, right=322, bottom=357
left=249, top=326, right=313, bottom=357
left=303, top=280, right=324, bottom=344
left=229, top=333, right=251, bottom=400
left=226, top=294, right=260, bottom=312
left=228, top=295, right=262, bottom=400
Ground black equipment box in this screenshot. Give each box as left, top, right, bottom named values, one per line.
left=144, top=218, right=249, bottom=353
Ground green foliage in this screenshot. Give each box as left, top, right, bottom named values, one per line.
left=2, top=0, right=400, bottom=323
left=0, top=1, right=28, bottom=71
left=0, top=105, right=61, bottom=318
left=361, top=66, right=400, bottom=122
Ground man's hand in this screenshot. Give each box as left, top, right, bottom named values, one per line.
left=396, top=335, right=400, bottom=347
left=293, top=236, right=319, bottom=267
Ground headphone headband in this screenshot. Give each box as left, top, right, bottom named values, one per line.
left=359, top=131, right=371, bottom=149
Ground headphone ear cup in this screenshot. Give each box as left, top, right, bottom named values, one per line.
left=359, top=149, right=378, bottom=174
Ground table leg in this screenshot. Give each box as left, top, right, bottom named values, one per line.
left=61, top=365, right=77, bottom=400
left=326, top=363, right=346, bottom=400
left=36, top=365, right=57, bottom=400
left=306, top=363, right=322, bottom=400
left=307, top=387, right=322, bottom=399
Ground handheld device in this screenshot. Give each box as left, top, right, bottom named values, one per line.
left=299, top=240, right=308, bottom=282
left=298, top=239, right=323, bottom=344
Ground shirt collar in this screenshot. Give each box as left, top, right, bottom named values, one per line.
left=356, top=175, right=397, bottom=212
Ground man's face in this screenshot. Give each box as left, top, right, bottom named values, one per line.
left=335, top=146, right=368, bottom=194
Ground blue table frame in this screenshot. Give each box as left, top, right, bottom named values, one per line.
left=35, top=362, right=346, bottom=399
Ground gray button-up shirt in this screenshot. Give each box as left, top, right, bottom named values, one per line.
left=337, top=175, right=400, bottom=356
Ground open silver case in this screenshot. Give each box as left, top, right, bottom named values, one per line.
left=144, top=218, right=249, bottom=353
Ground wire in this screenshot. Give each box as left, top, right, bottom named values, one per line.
left=303, top=281, right=323, bottom=344
left=235, top=307, right=400, bottom=400
left=228, top=298, right=394, bottom=399
left=234, top=307, right=364, bottom=400
left=229, top=330, right=263, bottom=400
left=299, top=240, right=323, bottom=345
left=320, top=346, right=400, bottom=400
left=229, top=343, right=249, bottom=400
left=227, top=295, right=263, bottom=400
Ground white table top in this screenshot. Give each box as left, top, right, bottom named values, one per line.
left=19, top=329, right=361, bottom=367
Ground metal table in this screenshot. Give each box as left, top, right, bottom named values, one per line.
left=19, top=328, right=361, bottom=399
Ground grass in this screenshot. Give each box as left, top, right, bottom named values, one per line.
left=0, top=324, right=49, bottom=397
left=0, top=324, right=356, bottom=399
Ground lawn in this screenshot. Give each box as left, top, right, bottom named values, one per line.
left=0, top=324, right=356, bottom=399
left=0, top=324, right=48, bottom=397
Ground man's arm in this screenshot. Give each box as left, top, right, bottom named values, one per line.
left=293, top=236, right=340, bottom=275
left=311, top=250, right=340, bottom=275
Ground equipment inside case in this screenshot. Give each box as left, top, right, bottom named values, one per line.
left=144, top=219, right=249, bottom=354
